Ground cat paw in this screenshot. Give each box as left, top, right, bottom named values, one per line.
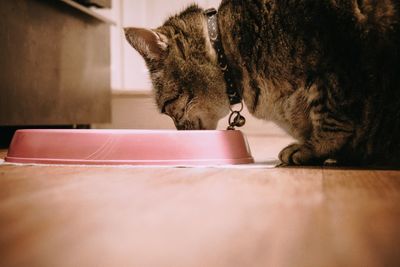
left=278, top=143, right=320, bottom=165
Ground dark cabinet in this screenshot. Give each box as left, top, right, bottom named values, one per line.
left=0, top=0, right=111, bottom=126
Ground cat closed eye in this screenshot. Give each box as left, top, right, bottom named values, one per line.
left=161, top=95, right=181, bottom=113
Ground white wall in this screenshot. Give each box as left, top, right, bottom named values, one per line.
left=110, top=0, right=222, bottom=91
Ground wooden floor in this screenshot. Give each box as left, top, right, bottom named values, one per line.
left=1, top=135, right=400, bottom=267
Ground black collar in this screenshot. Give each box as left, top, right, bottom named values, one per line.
left=205, top=8, right=242, bottom=105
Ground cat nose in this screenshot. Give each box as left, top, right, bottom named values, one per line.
left=175, top=120, right=196, bottom=130
left=174, top=119, right=187, bottom=130
left=168, top=116, right=181, bottom=129
left=175, top=124, right=186, bottom=130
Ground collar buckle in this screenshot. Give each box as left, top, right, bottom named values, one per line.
left=204, top=8, right=217, bottom=16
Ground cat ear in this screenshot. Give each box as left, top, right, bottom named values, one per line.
left=124, top=27, right=168, bottom=60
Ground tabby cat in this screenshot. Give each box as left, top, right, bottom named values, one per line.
left=124, top=0, right=400, bottom=166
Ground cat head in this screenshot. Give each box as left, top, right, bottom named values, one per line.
left=124, top=5, right=230, bottom=130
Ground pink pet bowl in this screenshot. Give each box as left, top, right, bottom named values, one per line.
left=5, top=129, right=254, bottom=166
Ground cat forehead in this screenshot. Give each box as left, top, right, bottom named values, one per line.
left=163, top=4, right=203, bottom=24
left=159, top=5, right=205, bottom=35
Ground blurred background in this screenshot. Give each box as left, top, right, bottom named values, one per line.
left=0, top=0, right=286, bottom=147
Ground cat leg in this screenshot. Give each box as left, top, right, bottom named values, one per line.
left=279, top=127, right=352, bottom=166
left=279, top=86, right=355, bottom=165
left=279, top=143, right=321, bottom=165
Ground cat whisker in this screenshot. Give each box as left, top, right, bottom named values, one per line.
left=185, top=97, right=199, bottom=114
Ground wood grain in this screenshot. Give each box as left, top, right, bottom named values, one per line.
left=0, top=137, right=400, bottom=267
left=0, top=0, right=111, bottom=125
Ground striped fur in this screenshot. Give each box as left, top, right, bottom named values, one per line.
left=125, top=1, right=400, bottom=166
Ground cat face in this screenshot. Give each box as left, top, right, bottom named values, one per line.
left=124, top=6, right=230, bottom=130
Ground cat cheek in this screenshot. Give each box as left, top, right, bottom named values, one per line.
left=197, top=114, right=219, bottom=130
left=205, top=121, right=218, bottom=130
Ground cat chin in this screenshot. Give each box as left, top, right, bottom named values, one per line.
left=173, top=117, right=215, bottom=130
left=196, top=119, right=218, bottom=130
left=195, top=119, right=218, bottom=130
